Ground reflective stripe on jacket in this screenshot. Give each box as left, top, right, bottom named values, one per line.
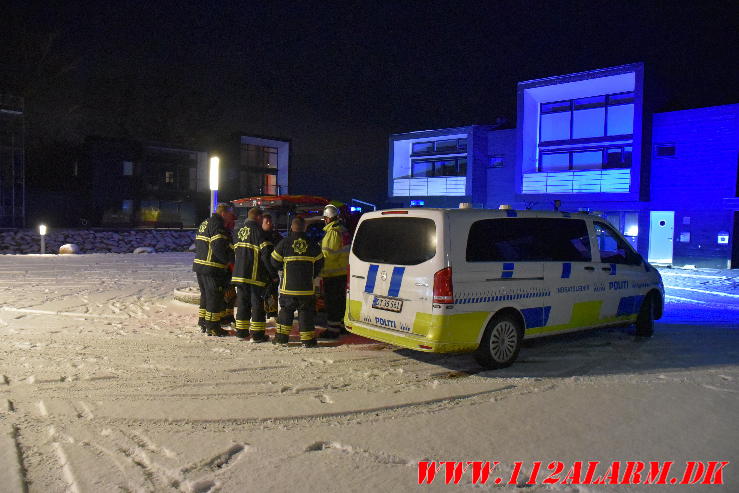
left=232, top=219, right=276, bottom=286
left=193, top=214, right=233, bottom=275
left=320, top=220, right=350, bottom=278
left=271, top=232, right=324, bottom=296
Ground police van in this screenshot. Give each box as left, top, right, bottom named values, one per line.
left=344, top=208, right=664, bottom=369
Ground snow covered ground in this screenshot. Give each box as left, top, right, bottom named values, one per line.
left=0, top=253, right=737, bottom=492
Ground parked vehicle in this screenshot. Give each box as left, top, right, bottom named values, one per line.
left=345, top=208, right=664, bottom=369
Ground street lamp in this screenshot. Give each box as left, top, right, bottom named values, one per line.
left=209, top=156, right=219, bottom=213
left=39, top=224, right=47, bottom=254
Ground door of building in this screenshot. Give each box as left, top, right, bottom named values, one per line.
left=648, top=211, right=675, bottom=264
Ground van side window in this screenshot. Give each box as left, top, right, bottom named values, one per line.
left=593, top=221, right=641, bottom=265
left=466, top=218, right=592, bottom=262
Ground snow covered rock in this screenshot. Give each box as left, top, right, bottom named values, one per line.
left=133, top=246, right=156, bottom=254
left=58, top=243, right=80, bottom=254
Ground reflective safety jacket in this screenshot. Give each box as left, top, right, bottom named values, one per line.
left=320, top=220, right=350, bottom=278
left=232, top=219, right=276, bottom=286
left=271, top=232, right=324, bottom=296
left=193, top=214, right=233, bottom=275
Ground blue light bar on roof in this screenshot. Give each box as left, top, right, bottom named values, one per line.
left=410, top=200, right=425, bottom=207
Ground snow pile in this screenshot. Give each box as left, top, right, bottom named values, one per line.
left=0, top=229, right=195, bottom=254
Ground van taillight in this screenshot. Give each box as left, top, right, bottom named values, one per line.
left=346, top=264, right=350, bottom=292
left=433, top=267, right=454, bottom=304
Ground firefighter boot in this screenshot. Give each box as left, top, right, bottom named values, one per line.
left=207, top=322, right=228, bottom=337
left=301, top=338, right=318, bottom=348
left=273, top=333, right=289, bottom=345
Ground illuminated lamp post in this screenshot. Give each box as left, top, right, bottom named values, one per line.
left=39, top=224, right=47, bottom=254
left=209, top=156, right=220, bottom=213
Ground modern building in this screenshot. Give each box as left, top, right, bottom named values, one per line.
left=0, top=94, right=25, bottom=228
left=82, top=137, right=210, bottom=228
left=219, top=134, right=290, bottom=201
left=387, top=63, right=739, bottom=269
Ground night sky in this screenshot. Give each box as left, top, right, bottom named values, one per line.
left=3, top=1, right=738, bottom=205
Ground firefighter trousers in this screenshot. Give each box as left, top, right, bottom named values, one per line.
left=277, top=295, right=316, bottom=341
left=235, top=284, right=266, bottom=335
left=196, top=272, right=227, bottom=330
left=323, top=275, right=346, bottom=325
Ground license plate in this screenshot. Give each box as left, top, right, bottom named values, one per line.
left=372, top=295, right=403, bottom=312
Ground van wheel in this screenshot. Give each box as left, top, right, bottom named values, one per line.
left=474, top=314, right=523, bottom=369
left=635, top=293, right=655, bottom=337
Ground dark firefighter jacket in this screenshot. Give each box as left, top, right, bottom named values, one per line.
left=232, top=219, right=277, bottom=286
left=271, top=232, right=324, bottom=296
left=193, top=214, right=233, bottom=275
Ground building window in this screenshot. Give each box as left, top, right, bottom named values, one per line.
left=489, top=155, right=505, bottom=168
left=241, top=144, right=278, bottom=169
left=540, top=92, right=634, bottom=144
left=538, top=145, right=631, bottom=172
left=411, top=157, right=467, bottom=177
left=264, top=174, right=277, bottom=195
left=655, top=144, right=676, bottom=157
left=540, top=152, right=570, bottom=172
left=164, top=171, right=175, bottom=184
left=410, top=138, right=468, bottom=156
left=122, top=161, right=133, bottom=176
left=572, top=96, right=606, bottom=139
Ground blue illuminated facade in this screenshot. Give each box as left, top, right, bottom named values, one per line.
left=387, top=63, right=739, bottom=268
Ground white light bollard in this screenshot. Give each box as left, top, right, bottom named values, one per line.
left=39, top=224, right=47, bottom=254
left=209, top=156, right=219, bottom=213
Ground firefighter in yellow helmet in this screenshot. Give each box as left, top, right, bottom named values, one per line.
left=319, top=204, right=350, bottom=339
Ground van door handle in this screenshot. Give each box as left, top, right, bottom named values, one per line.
left=584, top=266, right=595, bottom=271
left=601, top=267, right=612, bottom=272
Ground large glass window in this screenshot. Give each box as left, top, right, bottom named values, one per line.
left=539, top=91, right=635, bottom=144
left=412, top=141, right=434, bottom=154
left=353, top=217, right=437, bottom=265
left=410, top=138, right=468, bottom=156
left=606, top=103, right=634, bottom=135
left=466, top=218, right=592, bottom=262
left=241, top=144, right=278, bottom=169
left=411, top=160, right=434, bottom=177
left=572, top=96, right=606, bottom=139
left=540, top=112, right=571, bottom=141
left=572, top=150, right=603, bottom=170
left=435, top=139, right=458, bottom=152
left=411, top=157, right=467, bottom=177
left=540, top=152, right=570, bottom=172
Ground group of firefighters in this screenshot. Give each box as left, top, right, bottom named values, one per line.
left=192, top=203, right=351, bottom=347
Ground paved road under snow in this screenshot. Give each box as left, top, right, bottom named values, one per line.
left=0, top=254, right=737, bottom=492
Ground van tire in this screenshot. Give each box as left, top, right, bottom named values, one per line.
left=474, top=314, right=523, bottom=369
left=635, top=293, right=656, bottom=337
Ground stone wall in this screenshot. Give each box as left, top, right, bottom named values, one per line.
left=0, top=229, right=196, bottom=254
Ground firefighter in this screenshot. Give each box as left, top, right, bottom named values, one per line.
left=261, top=213, right=283, bottom=320
left=320, top=204, right=351, bottom=338
left=231, top=207, right=277, bottom=342
left=193, top=203, right=234, bottom=337
left=271, top=217, right=324, bottom=347
left=220, top=202, right=237, bottom=326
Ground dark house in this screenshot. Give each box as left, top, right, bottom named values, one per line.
left=83, top=137, right=209, bottom=228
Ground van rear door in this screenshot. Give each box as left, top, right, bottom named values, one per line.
left=348, top=211, right=443, bottom=335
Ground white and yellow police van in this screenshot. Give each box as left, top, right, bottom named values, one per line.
left=344, top=208, right=664, bottom=369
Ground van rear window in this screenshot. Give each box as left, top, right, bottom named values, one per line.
left=352, top=217, right=436, bottom=265
left=466, top=218, right=591, bottom=262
